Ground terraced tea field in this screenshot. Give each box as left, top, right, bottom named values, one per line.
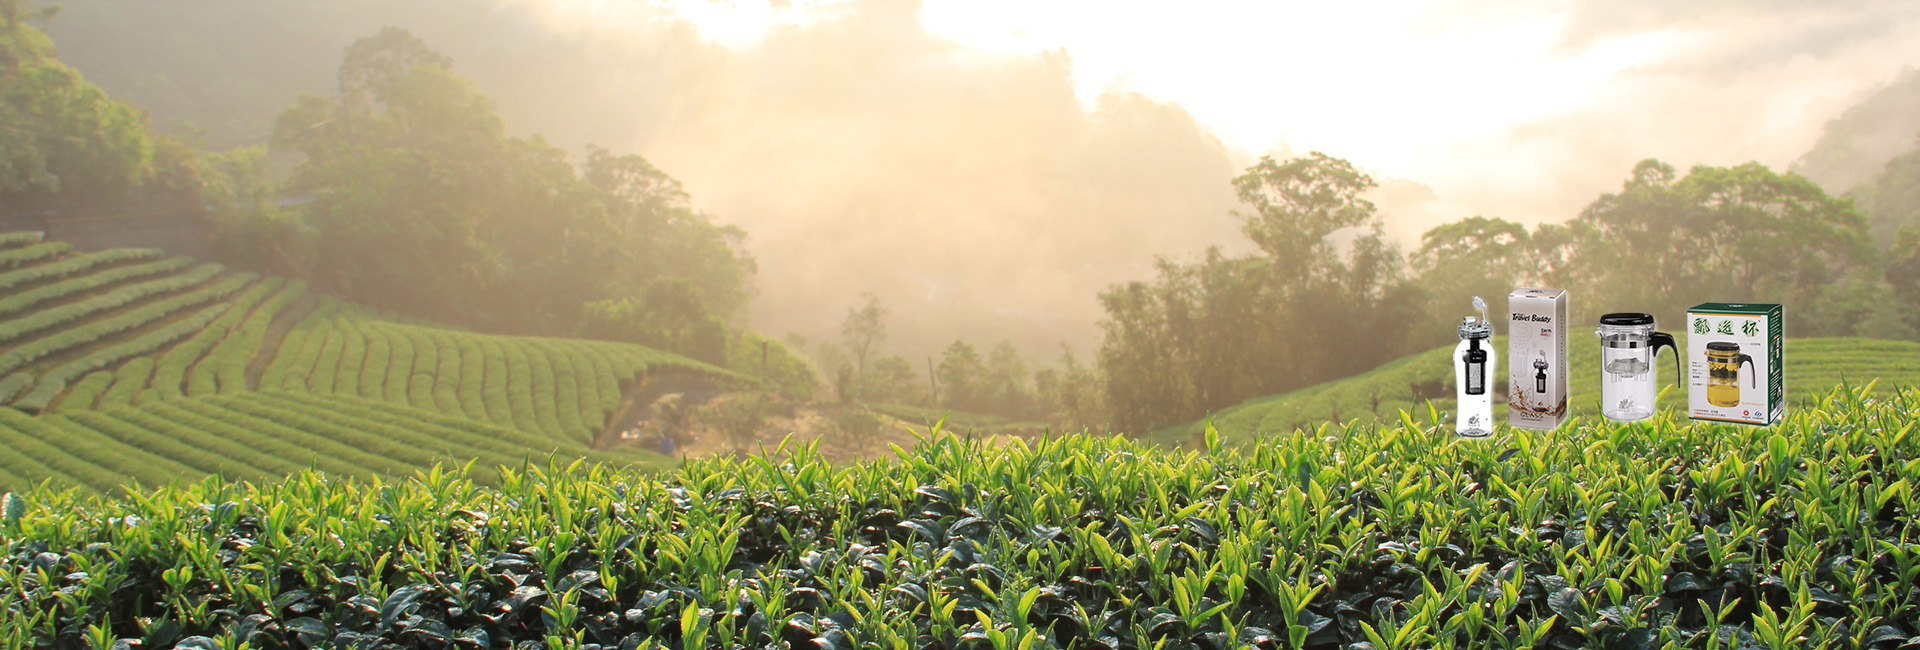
left=0, top=233, right=751, bottom=493
left=1152, top=335, right=1920, bottom=446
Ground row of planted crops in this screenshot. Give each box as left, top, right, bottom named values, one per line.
left=260, top=302, right=717, bottom=446
left=5, top=382, right=1918, bottom=649
left=0, top=233, right=741, bottom=448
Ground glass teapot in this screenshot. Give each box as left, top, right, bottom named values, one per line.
left=1705, top=341, right=1755, bottom=408
left=1594, top=312, right=1681, bottom=421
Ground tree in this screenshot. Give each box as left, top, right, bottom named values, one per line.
left=841, top=292, right=888, bottom=381
left=701, top=392, right=775, bottom=455
left=1036, top=344, right=1104, bottom=434
left=336, top=26, right=453, bottom=134
left=859, top=355, right=923, bottom=405
left=826, top=405, right=886, bottom=459
left=2, top=4, right=193, bottom=200
left=578, top=278, right=730, bottom=364
left=1096, top=151, right=1414, bottom=433
left=1408, top=216, right=1534, bottom=349
left=1571, top=159, right=1877, bottom=334
left=981, top=341, right=1035, bottom=417
left=262, top=27, right=755, bottom=337
left=936, top=340, right=985, bottom=412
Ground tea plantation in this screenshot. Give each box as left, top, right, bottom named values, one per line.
left=0, top=233, right=754, bottom=493
left=1152, top=336, right=1920, bottom=447
left=5, top=383, right=1919, bottom=648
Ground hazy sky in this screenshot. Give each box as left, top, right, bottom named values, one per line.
left=464, top=0, right=1920, bottom=357
left=532, top=0, right=1920, bottom=223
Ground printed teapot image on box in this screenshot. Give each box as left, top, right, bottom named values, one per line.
left=1507, top=288, right=1568, bottom=430
left=1687, top=302, right=1784, bottom=426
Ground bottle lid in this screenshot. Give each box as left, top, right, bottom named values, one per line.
left=1459, top=316, right=1492, bottom=340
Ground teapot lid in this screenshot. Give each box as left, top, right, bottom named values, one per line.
left=1599, top=312, right=1654, bottom=326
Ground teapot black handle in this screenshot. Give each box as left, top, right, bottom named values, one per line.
left=1650, top=332, right=1681, bottom=388
left=1740, top=353, right=1755, bottom=388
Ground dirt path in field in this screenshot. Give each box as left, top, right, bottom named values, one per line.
left=246, top=291, right=315, bottom=388
left=592, top=372, right=727, bottom=451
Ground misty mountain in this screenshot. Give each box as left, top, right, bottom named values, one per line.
left=1792, top=67, right=1920, bottom=195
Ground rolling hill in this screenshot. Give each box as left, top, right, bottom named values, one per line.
left=0, top=232, right=754, bottom=493
left=1151, top=334, right=1920, bottom=447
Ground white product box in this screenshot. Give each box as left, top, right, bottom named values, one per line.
left=1507, top=288, right=1568, bottom=429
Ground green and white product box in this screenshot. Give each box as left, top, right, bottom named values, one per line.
left=1507, top=288, right=1568, bottom=429
left=1687, top=302, right=1784, bottom=426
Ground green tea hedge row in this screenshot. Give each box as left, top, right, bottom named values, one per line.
left=94, top=406, right=301, bottom=480
left=0, top=241, right=69, bottom=267
left=382, top=325, right=414, bottom=403
left=96, top=358, right=154, bottom=410
left=151, top=279, right=277, bottom=399
left=215, top=393, right=522, bottom=474
left=0, top=263, right=222, bottom=344
left=185, top=278, right=286, bottom=396
left=479, top=337, right=514, bottom=424
left=0, top=408, right=198, bottom=490
left=61, top=410, right=272, bottom=480
left=138, top=401, right=369, bottom=480
left=427, top=331, right=463, bottom=416
left=357, top=327, right=390, bottom=399
left=0, top=247, right=160, bottom=292
left=307, top=320, right=345, bottom=393
left=564, top=344, right=607, bottom=432
left=53, top=371, right=114, bottom=412
left=166, top=399, right=421, bottom=478
left=405, top=328, right=437, bottom=411
left=0, top=230, right=43, bottom=247
left=10, top=301, right=234, bottom=411
left=0, top=372, right=31, bottom=403
left=260, top=297, right=337, bottom=390
left=212, top=280, right=307, bottom=395
left=265, top=390, right=589, bottom=458
left=334, top=321, right=366, bottom=397
left=455, top=335, right=488, bottom=421
left=0, top=257, right=192, bottom=318
left=524, top=341, right=566, bottom=440
left=0, top=269, right=250, bottom=377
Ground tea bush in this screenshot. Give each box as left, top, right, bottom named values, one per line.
left=0, top=248, right=161, bottom=292
left=0, top=257, right=192, bottom=318
left=4, top=382, right=1917, bottom=649
left=0, top=241, right=69, bottom=267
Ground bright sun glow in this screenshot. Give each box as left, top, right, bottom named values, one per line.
left=918, top=0, right=1675, bottom=173
left=566, top=0, right=1675, bottom=178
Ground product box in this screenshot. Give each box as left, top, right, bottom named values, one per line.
left=1507, top=288, right=1568, bottom=429
left=1687, top=302, right=1784, bottom=426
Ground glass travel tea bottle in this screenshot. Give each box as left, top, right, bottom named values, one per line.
left=1595, top=312, right=1681, bottom=421
left=1705, top=342, right=1754, bottom=407
left=1454, top=296, right=1495, bottom=437
left=1533, top=352, right=1549, bottom=394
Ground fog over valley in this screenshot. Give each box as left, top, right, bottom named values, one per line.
left=42, top=0, right=1920, bottom=358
